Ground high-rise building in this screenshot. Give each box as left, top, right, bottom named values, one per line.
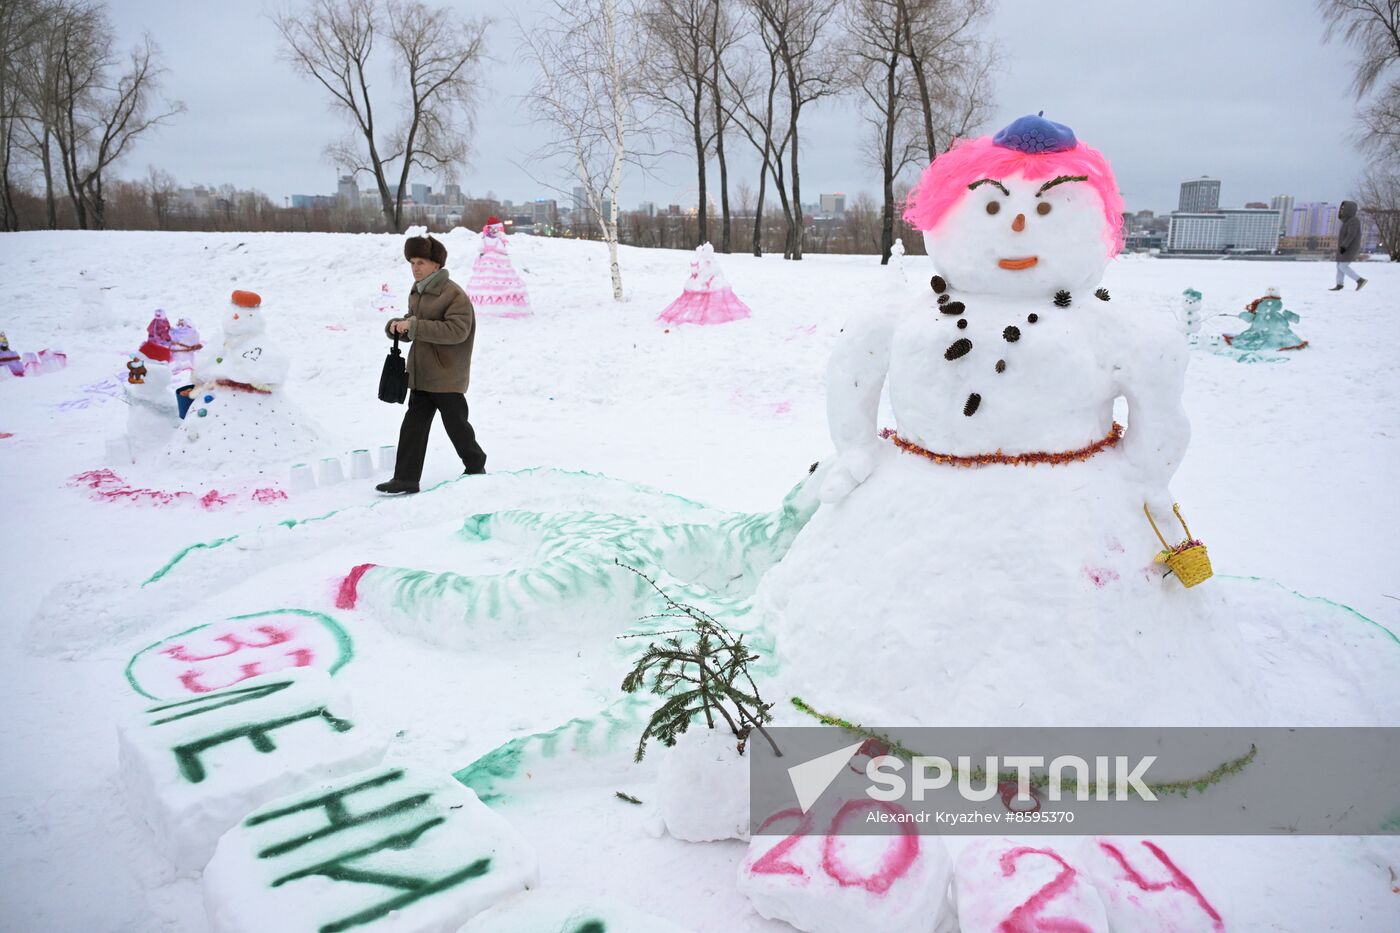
left=410, top=183, right=431, bottom=203
left=444, top=183, right=462, bottom=204
left=1178, top=177, right=1221, bottom=213
left=1166, top=213, right=1225, bottom=251
left=819, top=193, right=846, bottom=216
left=1290, top=202, right=1340, bottom=238
left=530, top=199, right=557, bottom=226
left=336, top=174, right=359, bottom=207
left=638, top=201, right=656, bottom=217
left=1269, top=195, right=1294, bottom=236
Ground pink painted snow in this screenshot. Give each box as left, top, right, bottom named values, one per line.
left=467, top=220, right=531, bottom=318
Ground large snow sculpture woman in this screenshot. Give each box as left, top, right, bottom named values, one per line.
left=763, top=115, right=1265, bottom=728
left=466, top=217, right=531, bottom=318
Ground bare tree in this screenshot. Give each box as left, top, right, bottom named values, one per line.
left=745, top=0, right=841, bottom=260
left=521, top=0, right=652, bottom=300
left=0, top=0, right=44, bottom=230
left=1318, top=0, right=1400, bottom=165
left=642, top=0, right=715, bottom=246
left=273, top=0, right=488, bottom=233
left=41, top=3, right=184, bottom=231
left=896, top=0, right=994, bottom=163
left=1357, top=164, right=1400, bottom=258
left=721, top=22, right=792, bottom=256
left=145, top=162, right=177, bottom=228
left=706, top=0, right=741, bottom=252
left=845, top=0, right=919, bottom=264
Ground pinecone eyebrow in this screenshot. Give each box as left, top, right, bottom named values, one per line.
left=968, top=178, right=1010, bottom=195
left=1037, top=175, right=1088, bottom=196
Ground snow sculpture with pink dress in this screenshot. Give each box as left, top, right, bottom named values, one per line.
left=657, top=242, right=752, bottom=326
left=466, top=217, right=530, bottom=318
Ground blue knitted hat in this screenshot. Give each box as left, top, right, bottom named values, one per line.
left=992, top=112, right=1078, bottom=154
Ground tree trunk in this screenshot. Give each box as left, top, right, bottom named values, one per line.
left=41, top=128, right=56, bottom=229
left=752, top=158, right=767, bottom=257
left=708, top=2, right=730, bottom=253
left=879, top=42, right=899, bottom=265
left=694, top=84, right=708, bottom=246
left=788, top=118, right=803, bottom=260
left=897, top=0, right=937, bottom=162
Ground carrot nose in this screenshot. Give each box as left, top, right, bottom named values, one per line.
left=1012, top=213, right=1026, bottom=232
left=232, top=313, right=240, bottom=319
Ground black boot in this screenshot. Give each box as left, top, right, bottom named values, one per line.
left=375, top=479, right=419, bottom=495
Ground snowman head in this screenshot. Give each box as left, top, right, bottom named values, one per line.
left=224, top=290, right=266, bottom=338
left=905, top=114, right=1124, bottom=297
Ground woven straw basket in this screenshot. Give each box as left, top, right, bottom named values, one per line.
left=1144, top=503, right=1213, bottom=588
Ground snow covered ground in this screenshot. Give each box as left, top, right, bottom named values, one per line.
left=0, top=230, right=1396, bottom=931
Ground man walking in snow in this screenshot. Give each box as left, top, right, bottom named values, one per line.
left=1330, top=200, right=1367, bottom=292
left=376, top=234, right=487, bottom=495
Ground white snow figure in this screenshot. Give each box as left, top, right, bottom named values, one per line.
left=1179, top=287, right=1204, bottom=336
left=657, top=242, right=752, bottom=326
left=763, top=115, right=1265, bottom=729
left=164, top=290, right=318, bottom=470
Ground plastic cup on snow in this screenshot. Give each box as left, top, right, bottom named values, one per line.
left=377, top=444, right=397, bottom=471
left=349, top=449, right=374, bottom=479
left=318, top=457, right=345, bottom=486
left=289, top=463, right=316, bottom=494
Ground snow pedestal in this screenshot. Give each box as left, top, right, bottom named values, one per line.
left=204, top=767, right=538, bottom=933
left=657, top=727, right=750, bottom=842
left=1081, top=838, right=1225, bottom=932
left=657, top=243, right=752, bottom=326
left=118, top=669, right=386, bottom=873
left=459, top=891, right=692, bottom=933
left=953, top=838, right=1108, bottom=933
left=737, top=803, right=951, bottom=933
left=466, top=220, right=530, bottom=318
left=123, top=363, right=183, bottom=460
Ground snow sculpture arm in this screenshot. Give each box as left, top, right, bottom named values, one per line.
left=1112, top=313, right=1190, bottom=516
left=820, top=310, right=896, bottom=502
left=408, top=289, right=474, bottom=345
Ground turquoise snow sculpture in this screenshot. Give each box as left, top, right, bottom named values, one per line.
left=1228, top=290, right=1307, bottom=352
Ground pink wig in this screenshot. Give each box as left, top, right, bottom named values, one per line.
left=904, top=137, right=1125, bottom=256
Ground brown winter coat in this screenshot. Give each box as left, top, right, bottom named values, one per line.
left=385, top=271, right=477, bottom=393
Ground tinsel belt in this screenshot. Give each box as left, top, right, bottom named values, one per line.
left=880, top=422, right=1124, bottom=468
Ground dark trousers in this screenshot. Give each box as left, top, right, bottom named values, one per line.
left=394, top=389, right=487, bottom=482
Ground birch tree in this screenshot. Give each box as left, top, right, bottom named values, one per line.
left=522, top=0, right=650, bottom=301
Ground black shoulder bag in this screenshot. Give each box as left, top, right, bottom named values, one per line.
left=378, top=335, right=408, bottom=404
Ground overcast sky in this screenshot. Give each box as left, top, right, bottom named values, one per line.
left=107, top=0, right=1367, bottom=215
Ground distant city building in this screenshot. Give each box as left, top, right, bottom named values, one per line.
left=336, top=174, right=359, bottom=208
left=819, top=192, right=846, bottom=216
left=444, top=183, right=462, bottom=204
left=1165, top=212, right=1224, bottom=251
left=1178, top=177, right=1221, bottom=213
left=1269, top=194, right=1295, bottom=236
left=411, top=183, right=431, bottom=203
left=638, top=201, right=656, bottom=217
left=1244, top=201, right=1268, bottom=209
left=1166, top=208, right=1279, bottom=252
left=530, top=198, right=558, bottom=226
left=1289, top=201, right=1340, bottom=238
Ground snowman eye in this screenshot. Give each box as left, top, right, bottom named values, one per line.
left=1037, top=201, right=1051, bottom=216
left=985, top=200, right=1001, bottom=215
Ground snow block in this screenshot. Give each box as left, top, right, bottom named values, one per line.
left=125, top=609, right=354, bottom=700
left=737, top=801, right=952, bottom=933
left=204, top=767, right=538, bottom=933
left=458, top=890, right=692, bottom=933
left=953, top=838, right=1108, bottom=933
left=658, top=727, right=749, bottom=842
left=1081, top=838, right=1225, bottom=931
left=118, top=669, right=386, bottom=873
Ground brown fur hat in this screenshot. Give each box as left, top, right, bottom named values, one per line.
left=404, top=234, right=447, bottom=266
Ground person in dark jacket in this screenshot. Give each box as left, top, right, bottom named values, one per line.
left=375, top=234, right=487, bottom=494
left=1330, top=200, right=1368, bottom=291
